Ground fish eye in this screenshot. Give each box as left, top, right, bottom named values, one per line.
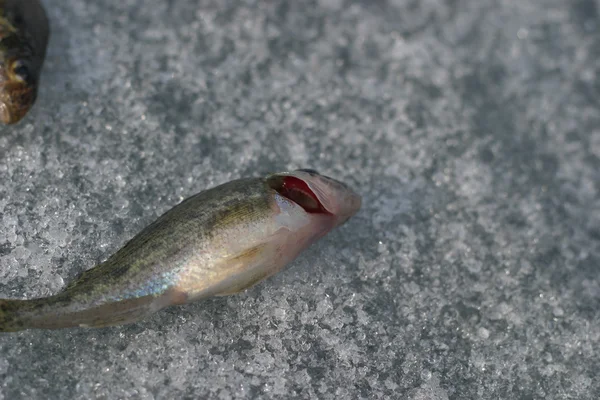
left=10, top=60, right=31, bottom=83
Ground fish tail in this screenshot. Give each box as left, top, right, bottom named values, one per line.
left=0, top=298, right=43, bottom=332
left=1, top=293, right=171, bottom=332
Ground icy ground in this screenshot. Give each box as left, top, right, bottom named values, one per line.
left=1, top=0, right=599, bottom=399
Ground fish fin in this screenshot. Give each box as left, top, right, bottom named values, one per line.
left=214, top=264, right=277, bottom=296
left=0, top=290, right=182, bottom=332
left=227, top=243, right=267, bottom=264
left=214, top=243, right=283, bottom=296
left=36, top=295, right=163, bottom=329
left=214, top=244, right=279, bottom=295
left=74, top=289, right=187, bottom=328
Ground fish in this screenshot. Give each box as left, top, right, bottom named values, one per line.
left=0, top=169, right=361, bottom=332
left=0, top=0, right=49, bottom=124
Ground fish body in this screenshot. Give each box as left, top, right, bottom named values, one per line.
left=0, top=0, right=49, bottom=124
left=0, top=170, right=361, bottom=331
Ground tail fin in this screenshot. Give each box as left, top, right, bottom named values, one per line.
left=0, top=294, right=166, bottom=332
left=0, top=299, right=40, bottom=332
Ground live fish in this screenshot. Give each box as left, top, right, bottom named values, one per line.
left=0, top=169, right=361, bottom=332
left=0, top=0, right=49, bottom=124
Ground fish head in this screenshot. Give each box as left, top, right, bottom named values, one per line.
left=266, top=169, right=362, bottom=232
left=0, top=35, right=38, bottom=124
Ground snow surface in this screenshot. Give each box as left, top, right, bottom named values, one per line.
left=0, top=0, right=599, bottom=398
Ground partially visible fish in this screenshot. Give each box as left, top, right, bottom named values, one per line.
left=0, top=0, right=49, bottom=124
left=0, top=169, right=361, bottom=332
